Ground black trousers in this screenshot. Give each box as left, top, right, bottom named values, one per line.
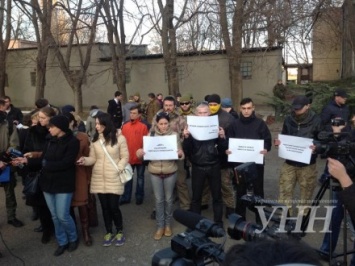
left=98, top=193, right=123, bottom=234
left=190, top=164, right=223, bottom=224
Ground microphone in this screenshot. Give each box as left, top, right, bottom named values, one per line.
left=173, top=209, right=225, bottom=238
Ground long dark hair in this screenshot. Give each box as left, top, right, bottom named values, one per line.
left=92, top=113, right=118, bottom=146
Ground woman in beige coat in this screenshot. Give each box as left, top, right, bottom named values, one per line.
left=77, top=113, right=129, bottom=247
left=137, top=112, right=184, bottom=240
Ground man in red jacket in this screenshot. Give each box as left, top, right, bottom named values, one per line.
left=121, top=106, right=149, bottom=205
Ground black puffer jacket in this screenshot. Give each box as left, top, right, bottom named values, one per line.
left=183, top=135, right=228, bottom=167
left=282, top=110, right=323, bottom=166
left=29, top=131, right=79, bottom=193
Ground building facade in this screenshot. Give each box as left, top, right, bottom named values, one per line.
left=5, top=44, right=283, bottom=110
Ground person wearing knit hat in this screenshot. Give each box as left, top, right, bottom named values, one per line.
left=221, top=98, right=239, bottom=119
left=61, top=105, right=75, bottom=114
left=206, top=93, right=236, bottom=217
left=17, top=114, right=80, bottom=256
left=49, top=115, right=70, bottom=133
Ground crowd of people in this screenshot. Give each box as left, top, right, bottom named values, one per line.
left=0, top=85, right=354, bottom=265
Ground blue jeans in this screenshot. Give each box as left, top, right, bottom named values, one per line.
left=150, top=173, right=177, bottom=228
left=121, top=164, right=145, bottom=202
left=43, top=192, right=78, bottom=246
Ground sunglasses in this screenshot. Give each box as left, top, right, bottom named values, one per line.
left=180, top=102, right=190, bottom=106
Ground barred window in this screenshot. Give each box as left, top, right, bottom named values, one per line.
left=30, top=72, right=36, bottom=87
left=241, top=62, right=252, bottom=79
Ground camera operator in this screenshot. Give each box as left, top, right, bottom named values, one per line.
left=318, top=89, right=353, bottom=260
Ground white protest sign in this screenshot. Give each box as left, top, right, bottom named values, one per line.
left=187, top=116, right=219, bottom=140
left=228, top=138, right=264, bottom=164
left=278, top=134, right=313, bottom=164
left=143, top=135, right=178, bottom=160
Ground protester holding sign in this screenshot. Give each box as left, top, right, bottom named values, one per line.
left=227, top=97, right=271, bottom=223
left=274, top=95, right=323, bottom=216
left=137, top=112, right=184, bottom=241
left=183, top=102, right=228, bottom=226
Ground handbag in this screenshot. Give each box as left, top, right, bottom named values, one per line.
left=99, top=140, right=133, bottom=184
left=0, top=166, right=10, bottom=183
left=23, top=171, right=41, bottom=196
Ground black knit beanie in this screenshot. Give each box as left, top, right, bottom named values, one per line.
left=49, top=115, right=69, bottom=132
left=207, top=94, right=221, bottom=104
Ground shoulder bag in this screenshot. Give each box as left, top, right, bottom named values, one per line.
left=99, top=139, right=133, bottom=184
left=23, top=171, right=41, bottom=196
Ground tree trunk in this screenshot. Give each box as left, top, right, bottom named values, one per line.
left=159, top=0, right=180, bottom=96
left=0, top=53, right=6, bottom=96
left=73, top=82, right=83, bottom=113
left=218, top=0, right=243, bottom=107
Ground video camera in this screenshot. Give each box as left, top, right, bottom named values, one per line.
left=0, top=148, right=24, bottom=169
left=314, top=118, right=355, bottom=160
left=152, top=163, right=299, bottom=266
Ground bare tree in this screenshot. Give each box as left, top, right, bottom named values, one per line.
left=15, top=0, right=55, bottom=99
left=47, top=0, right=101, bottom=112
left=0, top=0, right=12, bottom=96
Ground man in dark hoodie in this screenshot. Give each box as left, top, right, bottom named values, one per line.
left=228, top=97, right=271, bottom=222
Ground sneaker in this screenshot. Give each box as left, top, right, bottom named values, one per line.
left=102, top=233, right=114, bottom=247
left=114, top=232, right=125, bottom=246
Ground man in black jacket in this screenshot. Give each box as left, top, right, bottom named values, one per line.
left=320, top=88, right=350, bottom=132
left=107, top=91, right=123, bottom=129
left=228, top=97, right=271, bottom=222
left=183, top=102, right=227, bottom=224
left=3, top=96, right=23, bottom=128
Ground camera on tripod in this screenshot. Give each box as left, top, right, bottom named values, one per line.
left=152, top=163, right=299, bottom=266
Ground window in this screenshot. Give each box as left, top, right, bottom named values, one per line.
left=30, top=72, right=36, bottom=87
left=241, top=62, right=252, bottom=79
left=113, top=68, right=131, bottom=84
left=165, top=65, right=184, bottom=82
